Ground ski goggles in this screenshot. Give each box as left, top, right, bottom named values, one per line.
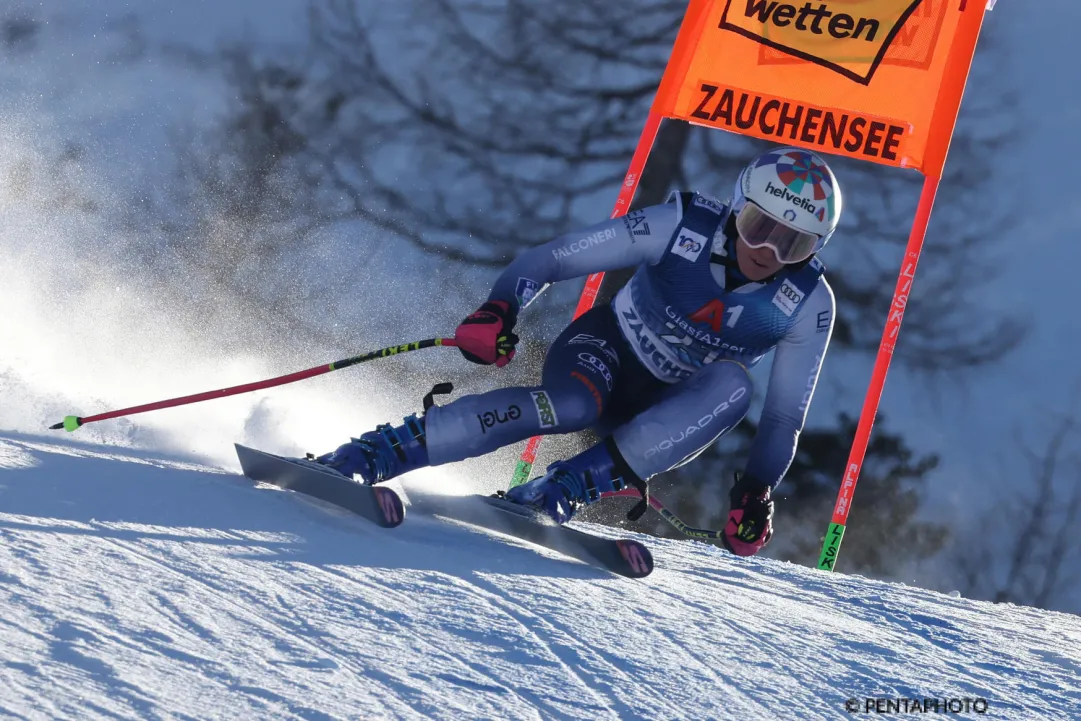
left=735, top=202, right=821, bottom=264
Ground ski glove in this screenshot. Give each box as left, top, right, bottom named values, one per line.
left=454, top=300, right=519, bottom=367
left=723, top=472, right=774, bottom=557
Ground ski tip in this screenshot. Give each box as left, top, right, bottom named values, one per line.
left=616, top=540, right=654, bottom=578
left=373, top=486, right=406, bottom=528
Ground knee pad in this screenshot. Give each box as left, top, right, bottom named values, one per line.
left=542, top=386, right=603, bottom=434
left=696, top=361, right=753, bottom=420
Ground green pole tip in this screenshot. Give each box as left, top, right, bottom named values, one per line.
left=62, top=416, right=83, bottom=432
left=817, top=521, right=846, bottom=572
left=508, top=460, right=533, bottom=489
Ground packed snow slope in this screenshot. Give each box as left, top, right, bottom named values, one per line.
left=0, top=434, right=1078, bottom=720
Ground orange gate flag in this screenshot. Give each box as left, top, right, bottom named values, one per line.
left=652, top=0, right=986, bottom=177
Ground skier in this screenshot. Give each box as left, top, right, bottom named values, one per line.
left=313, top=146, right=840, bottom=557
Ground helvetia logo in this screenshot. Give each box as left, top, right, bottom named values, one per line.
left=719, top=0, right=926, bottom=85
left=765, top=181, right=819, bottom=216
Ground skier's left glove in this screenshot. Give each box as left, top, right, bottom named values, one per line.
left=723, top=472, right=774, bottom=557
left=454, top=300, right=519, bottom=367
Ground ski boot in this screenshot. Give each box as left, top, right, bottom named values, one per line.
left=311, top=414, right=429, bottom=484
left=504, top=439, right=643, bottom=524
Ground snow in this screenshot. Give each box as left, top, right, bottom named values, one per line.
left=1, top=433, right=1079, bottom=719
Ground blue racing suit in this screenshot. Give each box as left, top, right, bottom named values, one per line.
left=423, top=191, right=834, bottom=489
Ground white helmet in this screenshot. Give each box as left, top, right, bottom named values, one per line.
left=732, top=146, right=843, bottom=264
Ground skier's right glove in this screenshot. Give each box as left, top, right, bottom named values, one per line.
left=722, top=472, right=774, bottom=557
left=454, top=300, right=519, bottom=367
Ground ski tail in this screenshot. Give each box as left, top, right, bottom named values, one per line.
left=412, top=492, right=653, bottom=578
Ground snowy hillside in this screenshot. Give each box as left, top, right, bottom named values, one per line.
left=1, top=433, right=1078, bottom=719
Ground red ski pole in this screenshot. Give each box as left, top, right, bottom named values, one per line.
left=49, top=337, right=457, bottom=432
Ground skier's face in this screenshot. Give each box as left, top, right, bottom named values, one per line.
left=735, top=237, right=784, bottom=280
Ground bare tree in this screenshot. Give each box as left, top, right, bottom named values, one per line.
left=952, top=415, right=1081, bottom=612
left=295, top=0, right=685, bottom=266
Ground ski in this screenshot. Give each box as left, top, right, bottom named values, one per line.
left=234, top=444, right=404, bottom=528
left=417, top=492, right=653, bottom=578
left=233, top=444, right=650, bottom=576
